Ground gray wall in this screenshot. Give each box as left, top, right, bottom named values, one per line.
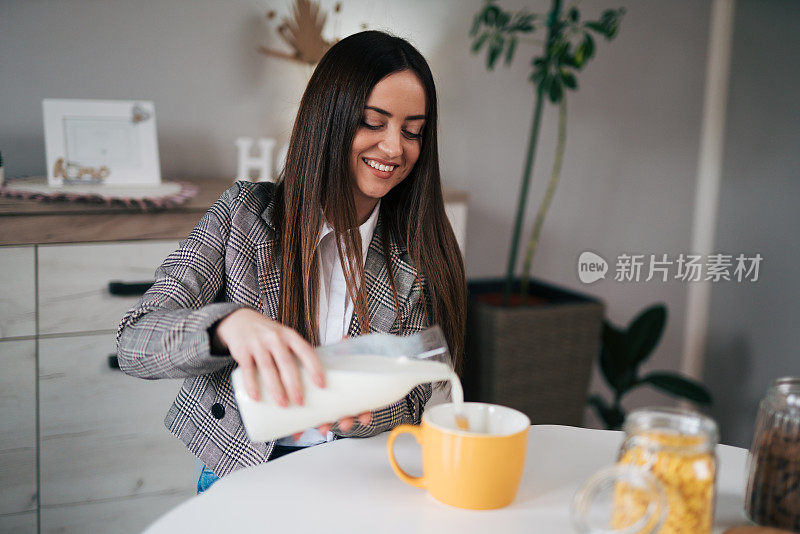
left=3, top=0, right=793, bottom=444
left=704, top=0, right=800, bottom=448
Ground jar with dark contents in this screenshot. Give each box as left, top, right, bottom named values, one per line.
left=745, top=377, right=800, bottom=532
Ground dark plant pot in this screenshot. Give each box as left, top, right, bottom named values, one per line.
left=462, top=278, right=604, bottom=427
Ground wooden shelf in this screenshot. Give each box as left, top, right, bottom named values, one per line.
left=0, top=178, right=230, bottom=246
left=0, top=178, right=468, bottom=246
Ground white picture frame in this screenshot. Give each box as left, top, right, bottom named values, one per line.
left=43, top=99, right=161, bottom=187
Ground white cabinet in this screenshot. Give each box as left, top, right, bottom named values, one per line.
left=39, top=333, right=193, bottom=504
left=0, top=246, right=38, bottom=533
left=0, top=340, right=37, bottom=518
left=40, top=492, right=189, bottom=534
left=0, top=246, right=36, bottom=338
left=0, top=240, right=195, bottom=534
left=0, top=511, right=37, bottom=532
left=39, top=333, right=193, bottom=532
left=38, top=241, right=179, bottom=335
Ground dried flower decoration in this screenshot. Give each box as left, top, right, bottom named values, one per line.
left=259, top=0, right=341, bottom=66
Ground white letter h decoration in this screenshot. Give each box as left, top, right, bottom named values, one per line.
left=235, top=137, right=276, bottom=182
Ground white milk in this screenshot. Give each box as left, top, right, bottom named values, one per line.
left=232, top=354, right=465, bottom=442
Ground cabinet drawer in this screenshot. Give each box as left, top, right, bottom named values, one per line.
left=41, top=491, right=190, bottom=534
left=0, top=511, right=37, bottom=532
left=38, top=241, right=177, bottom=335
left=39, top=333, right=194, bottom=506
left=0, top=246, right=36, bottom=338
left=0, top=340, right=37, bottom=515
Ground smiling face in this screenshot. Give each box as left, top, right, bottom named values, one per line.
left=349, top=70, right=427, bottom=224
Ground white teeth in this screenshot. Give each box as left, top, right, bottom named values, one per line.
left=364, top=158, right=395, bottom=172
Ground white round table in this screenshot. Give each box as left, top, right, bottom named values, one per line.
left=145, top=425, right=750, bottom=533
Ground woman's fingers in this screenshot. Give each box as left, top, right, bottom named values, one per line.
left=318, top=413, right=369, bottom=435
left=238, top=355, right=261, bottom=401
left=270, top=341, right=304, bottom=406
left=222, top=312, right=325, bottom=408
left=287, top=330, right=325, bottom=388
left=357, top=411, right=372, bottom=426
left=338, top=416, right=355, bottom=432
left=252, top=348, right=288, bottom=407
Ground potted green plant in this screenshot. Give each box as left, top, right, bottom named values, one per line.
left=462, top=0, right=625, bottom=426
left=589, top=304, right=713, bottom=430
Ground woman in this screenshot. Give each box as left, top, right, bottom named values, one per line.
left=116, top=30, right=466, bottom=493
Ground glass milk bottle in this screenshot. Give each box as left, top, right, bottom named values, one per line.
left=231, top=325, right=461, bottom=442
left=745, top=377, right=800, bottom=531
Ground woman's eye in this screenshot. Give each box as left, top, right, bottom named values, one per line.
left=404, top=130, right=422, bottom=140
left=361, top=120, right=381, bottom=130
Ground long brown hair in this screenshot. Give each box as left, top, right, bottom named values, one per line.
left=274, top=30, right=467, bottom=373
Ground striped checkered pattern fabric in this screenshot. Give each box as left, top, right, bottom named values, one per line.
left=116, top=181, right=433, bottom=477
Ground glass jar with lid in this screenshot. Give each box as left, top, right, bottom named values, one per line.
left=572, top=464, right=667, bottom=533
left=615, top=407, right=719, bottom=534
left=745, top=377, right=800, bottom=531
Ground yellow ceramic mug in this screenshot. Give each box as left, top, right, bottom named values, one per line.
left=387, top=402, right=531, bottom=510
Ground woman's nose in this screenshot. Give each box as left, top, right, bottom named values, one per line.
left=377, top=128, right=402, bottom=159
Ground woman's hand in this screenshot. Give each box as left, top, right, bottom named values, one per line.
left=314, top=411, right=373, bottom=437
left=212, top=308, right=325, bottom=406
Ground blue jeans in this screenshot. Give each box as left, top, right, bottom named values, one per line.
left=195, top=444, right=307, bottom=495
left=196, top=465, right=219, bottom=495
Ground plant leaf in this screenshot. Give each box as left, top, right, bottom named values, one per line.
left=487, top=35, right=503, bottom=70
left=568, top=7, right=579, bottom=23
left=562, top=53, right=578, bottom=68
left=539, top=70, right=554, bottom=93
left=512, top=13, right=536, bottom=33
left=497, top=9, right=510, bottom=30
left=470, top=12, right=482, bottom=37
left=505, top=35, right=517, bottom=66
left=626, top=304, right=666, bottom=367
left=588, top=394, right=625, bottom=430
left=561, top=70, right=577, bottom=89
left=471, top=32, right=490, bottom=54
left=584, top=21, right=606, bottom=35
left=573, top=46, right=585, bottom=68
left=550, top=39, right=569, bottom=61
left=587, top=394, right=612, bottom=429
left=483, top=5, right=500, bottom=26
left=582, top=33, right=595, bottom=60
left=548, top=76, right=563, bottom=103
left=600, top=322, right=630, bottom=394
left=639, top=372, right=713, bottom=405
left=530, top=67, right=547, bottom=85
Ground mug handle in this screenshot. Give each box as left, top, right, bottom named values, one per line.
left=387, top=424, right=425, bottom=488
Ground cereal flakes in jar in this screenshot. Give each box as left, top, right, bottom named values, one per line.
left=615, top=407, right=719, bottom=534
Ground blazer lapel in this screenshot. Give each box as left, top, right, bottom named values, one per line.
left=255, top=196, right=417, bottom=336
left=347, top=211, right=418, bottom=337
left=256, top=196, right=281, bottom=320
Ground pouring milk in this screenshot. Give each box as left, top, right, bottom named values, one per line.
left=232, top=327, right=468, bottom=441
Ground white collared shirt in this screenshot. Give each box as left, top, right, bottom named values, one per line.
left=276, top=200, right=381, bottom=447
left=316, top=199, right=380, bottom=345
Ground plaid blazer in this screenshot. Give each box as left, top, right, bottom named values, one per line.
left=116, top=181, right=432, bottom=477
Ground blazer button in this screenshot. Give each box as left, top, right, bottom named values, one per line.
left=211, top=403, right=225, bottom=420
